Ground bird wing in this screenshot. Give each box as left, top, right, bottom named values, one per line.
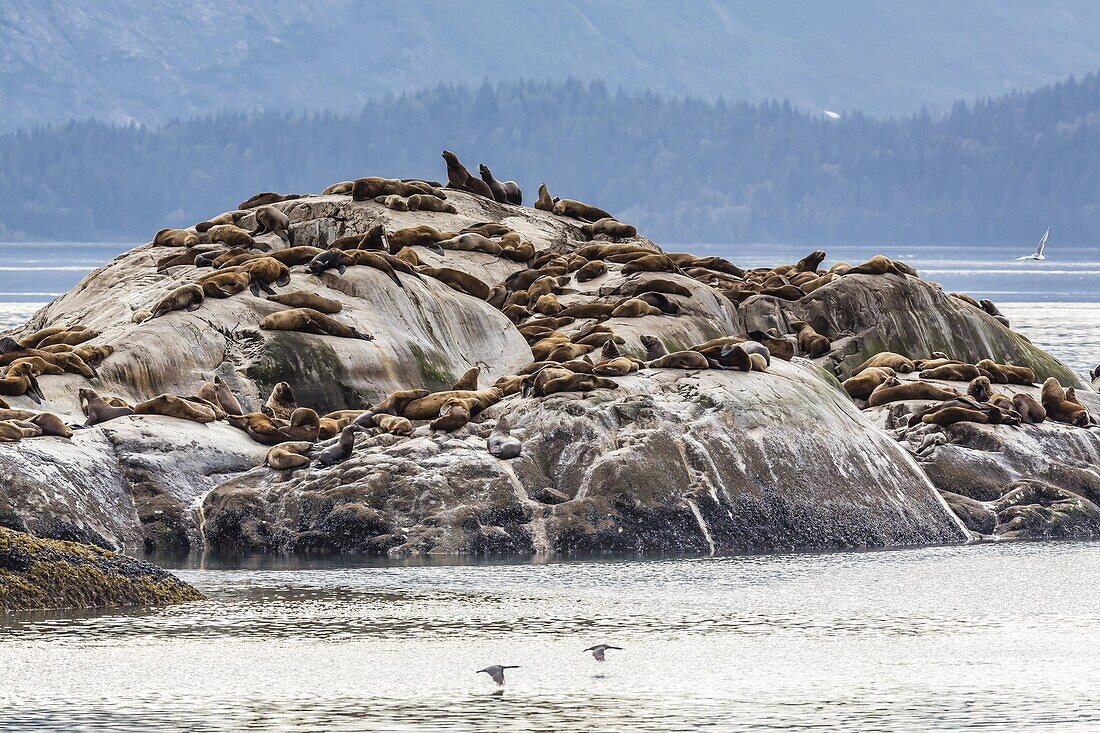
left=1037, top=228, right=1050, bottom=255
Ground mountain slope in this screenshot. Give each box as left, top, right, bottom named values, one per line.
left=4, top=0, right=1100, bottom=129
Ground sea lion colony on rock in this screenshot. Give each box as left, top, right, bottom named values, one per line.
left=3, top=152, right=1092, bottom=479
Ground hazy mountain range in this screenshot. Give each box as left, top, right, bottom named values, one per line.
left=5, top=0, right=1100, bottom=130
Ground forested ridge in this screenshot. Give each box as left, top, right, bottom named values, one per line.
left=2, top=74, right=1099, bottom=245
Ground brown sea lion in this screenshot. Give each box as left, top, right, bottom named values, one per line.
left=195, top=211, right=244, bottom=232
left=966, top=376, right=994, bottom=402
left=27, top=412, right=73, bottom=438
left=408, top=194, right=458, bottom=214
left=842, top=366, right=896, bottom=400
left=538, top=372, right=619, bottom=396
left=478, top=164, right=522, bottom=205
left=200, top=271, right=251, bottom=298
left=921, top=364, right=982, bottom=382
left=375, top=194, right=410, bottom=211
left=134, top=394, right=217, bottom=423
left=238, top=192, right=301, bottom=210
left=283, top=407, right=321, bottom=442
left=265, top=246, right=326, bottom=267
left=792, top=322, right=830, bottom=358
left=81, top=390, right=134, bottom=426
left=854, top=352, right=915, bottom=374
left=418, top=267, right=491, bottom=300
left=441, top=151, right=495, bottom=198
left=575, top=260, right=608, bottom=282
left=438, top=232, right=503, bottom=255
left=266, top=441, right=312, bottom=471
left=322, top=181, right=354, bottom=195
left=146, top=284, right=204, bottom=321
left=207, top=224, right=262, bottom=251
left=260, top=308, right=372, bottom=340
left=263, top=382, right=298, bottom=421
left=1041, top=378, right=1091, bottom=426
left=622, top=254, right=679, bottom=275
left=152, top=228, right=200, bottom=248
left=647, top=351, right=711, bottom=370
left=844, top=255, right=900, bottom=276
left=451, top=367, right=481, bottom=391
left=552, top=199, right=613, bottom=222
left=1012, top=393, right=1047, bottom=424
left=794, top=250, right=827, bottom=273
left=533, top=293, right=563, bottom=315
left=251, top=206, right=292, bottom=243
left=388, top=225, right=452, bottom=251
left=402, top=388, right=502, bottom=421
left=611, top=298, right=662, bottom=318
left=0, top=362, right=44, bottom=403
left=580, top=218, right=636, bottom=240
left=534, top=183, right=558, bottom=212
left=867, top=378, right=958, bottom=407
left=371, top=389, right=430, bottom=417
left=922, top=406, right=993, bottom=426
left=212, top=376, right=244, bottom=416
left=241, top=257, right=291, bottom=296
left=352, top=177, right=442, bottom=201
left=267, top=291, right=342, bottom=314
left=373, top=413, right=413, bottom=435
left=975, top=359, right=1035, bottom=385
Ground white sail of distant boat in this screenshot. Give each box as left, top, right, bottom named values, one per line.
left=1016, top=228, right=1049, bottom=260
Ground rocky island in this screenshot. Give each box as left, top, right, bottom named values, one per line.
left=2, top=152, right=1099, bottom=608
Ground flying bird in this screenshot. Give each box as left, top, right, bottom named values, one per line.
left=584, top=644, right=623, bottom=662
left=477, top=665, right=519, bottom=686
left=1016, top=227, right=1049, bottom=260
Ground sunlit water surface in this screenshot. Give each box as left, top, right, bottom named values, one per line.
left=2, top=543, right=1100, bottom=731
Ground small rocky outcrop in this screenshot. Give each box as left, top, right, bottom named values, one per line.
left=0, top=163, right=1094, bottom=558
left=0, top=527, right=203, bottom=612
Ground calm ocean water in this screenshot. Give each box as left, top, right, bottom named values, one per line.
left=3, top=543, right=1100, bottom=732
left=1, top=240, right=1099, bottom=731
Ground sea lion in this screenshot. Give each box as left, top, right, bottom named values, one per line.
left=794, top=250, right=827, bottom=273
left=441, top=151, right=495, bottom=198
left=307, top=248, right=350, bottom=276
left=266, top=441, right=312, bottom=471
left=438, top=232, right=503, bottom=256
left=387, top=225, right=452, bottom=252
left=534, top=183, right=557, bottom=211
left=195, top=211, right=244, bottom=232
left=537, top=372, right=618, bottom=396
left=593, top=356, right=640, bottom=376
left=0, top=421, right=39, bottom=441
left=227, top=412, right=289, bottom=445
left=979, top=299, right=1011, bottom=328
left=152, top=228, right=200, bottom=248
left=921, top=363, right=982, bottom=382
left=241, top=257, right=291, bottom=296
left=867, top=378, right=958, bottom=407
left=352, top=177, right=441, bottom=201
left=792, top=322, right=830, bottom=358
left=575, top=260, right=608, bottom=282
left=27, top=412, right=73, bottom=438
left=478, top=164, right=522, bottom=205
left=950, top=292, right=982, bottom=308
left=0, top=363, right=44, bottom=403
left=82, top=390, right=134, bottom=426
left=452, top=367, right=480, bottom=391
left=922, top=406, right=993, bottom=426
left=428, top=398, right=477, bottom=431
left=461, top=222, right=513, bottom=238
left=1012, top=393, right=1047, bottom=424
left=200, top=271, right=251, bottom=298
left=647, top=350, right=710, bottom=370
left=975, top=359, right=1035, bottom=385
left=610, top=298, right=662, bottom=318
left=622, top=254, right=679, bottom=275
left=842, top=366, right=896, bottom=400
left=407, top=194, right=458, bottom=214
left=368, top=388, right=430, bottom=417
left=487, top=416, right=522, bottom=458
left=1041, top=378, right=1091, bottom=426
left=208, top=224, right=264, bottom=251
left=401, top=388, right=502, bottom=421
left=250, top=206, right=292, bottom=243
left=260, top=308, right=372, bottom=340
left=322, top=181, right=354, bottom=195
left=267, top=291, right=342, bottom=314
left=134, top=394, right=217, bottom=423
left=266, top=246, right=326, bottom=267
left=283, top=407, right=321, bottom=442
left=966, top=376, right=994, bottom=402
left=375, top=194, right=410, bottom=211
left=546, top=343, right=595, bottom=362
left=34, top=327, right=99, bottom=348
left=145, top=284, right=204, bottom=321
left=844, top=255, right=901, bottom=276
left=372, top=413, right=413, bottom=435
left=317, top=425, right=366, bottom=467
left=264, top=382, right=298, bottom=420
left=854, top=352, right=915, bottom=374
left=533, top=293, right=563, bottom=315
left=1091, top=365, right=1100, bottom=390
left=552, top=198, right=613, bottom=222
left=213, top=376, right=244, bottom=416
left=419, top=267, right=491, bottom=300
left=580, top=218, right=636, bottom=240
left=238, top=192, right=301, bottom=210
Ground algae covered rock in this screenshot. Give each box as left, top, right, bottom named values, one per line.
left=0, top=527, right=203, bottom=612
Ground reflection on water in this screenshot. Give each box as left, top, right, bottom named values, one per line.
left=3, top=542, right=1100, bottom=731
